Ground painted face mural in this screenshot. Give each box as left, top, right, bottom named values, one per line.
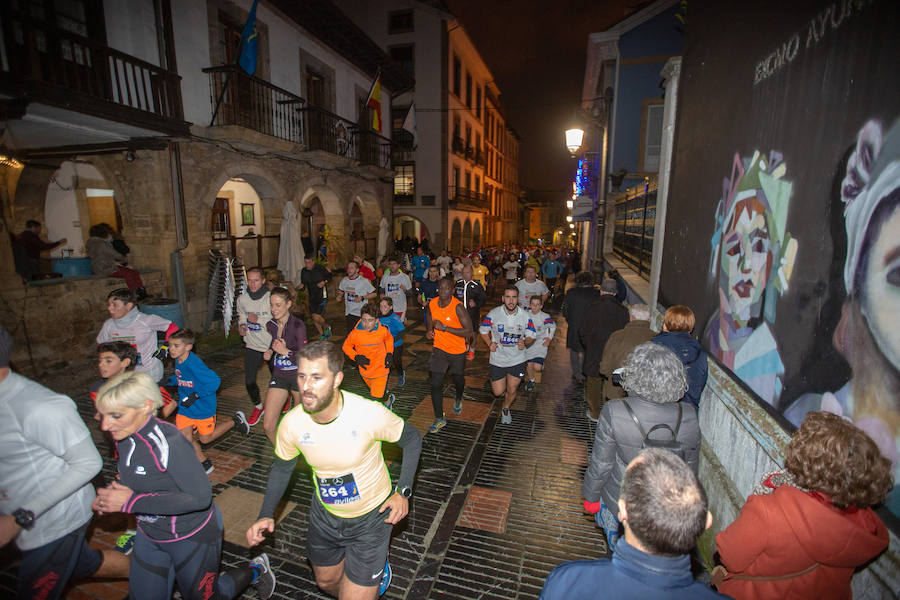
left=707, top=150, right=798, bottom=406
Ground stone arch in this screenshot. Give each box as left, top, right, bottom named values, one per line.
left=473, top=219, right=482, bottom=248
left=300, top=184, right=347, bottom=265
left=450, top=218, right=462, bottom=255
left=200, top=162, right=286, bottom=227
left=462, top=218, right=473, bottom=252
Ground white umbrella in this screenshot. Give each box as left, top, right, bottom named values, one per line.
left=377, top=217, right=390, bottom=264
left=277, top=201, right=303, bottom=284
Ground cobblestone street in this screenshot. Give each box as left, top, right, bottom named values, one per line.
left=1, top=285, right=607, bottom=599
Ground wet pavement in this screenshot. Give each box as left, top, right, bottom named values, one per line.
left=1, top=278, right=607, bottom=599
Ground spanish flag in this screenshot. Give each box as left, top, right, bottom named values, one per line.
left=365, top=71, right=382, bottom=132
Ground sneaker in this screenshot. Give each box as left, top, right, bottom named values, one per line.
left=398, top=370, right=406, bottom=387
left=585, top=409, right=599, bottom=423
left=428, top=415, right=447, bottom=433
left=281, top=401, right=291, bottom=415
left=466, top=349, right=475, bottom=361
left=233, top=411, right=250, bottom=436
left=378, top=559, right=392, bottom=597
left=453, top=396, right=463, bottom=415
left=113, top=532, right=135, bottom=555
left=501, top=408, right=512, bottom=424
left=525, top=379, right=535, bottom=392
left=385, top=393, right=395, bottom=411
left=250, top=552, right=276, bottom=600
left=321, top=326, right=332, bottom=341
left=247, top=405, right=264, bottom=426
left=202, top=459, right=215, bottom=474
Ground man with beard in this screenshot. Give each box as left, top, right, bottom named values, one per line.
left=247, top=341, right=422, bottom=599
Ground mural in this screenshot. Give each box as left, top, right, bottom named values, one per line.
left=705, top=151, right=798, bottom=406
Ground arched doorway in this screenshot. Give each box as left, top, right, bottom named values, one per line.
left=300, top=196, right=327, bottom=259
left=394, top=215, right=429, bottom=248
left=450, top=218, right=462, bottom=255
left=462, top=219, right=472, bottom=252
left=349, top=202, right=366, bottom=257
left=473, top=219, right=481, bottom=249
left=211, top=178, right=271, bottom=267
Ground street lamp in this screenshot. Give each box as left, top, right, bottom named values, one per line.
left=565, top=128, right=585, bottom=156
left=566, top=199, right=574, bottom=209
left=566, top=215, right=573, bottom=223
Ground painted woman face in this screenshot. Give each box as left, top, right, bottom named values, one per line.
left=860, top=201, right=900, bottom=370
left=721, top=196, right=773, bottom=325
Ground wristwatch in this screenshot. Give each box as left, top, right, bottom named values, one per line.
left=396, top=486, right=413, bottom=499
left=13, top=508, right=35, bottom=530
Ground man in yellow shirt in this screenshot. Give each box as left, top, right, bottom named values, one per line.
left=247, top=341, right=422, bottom=599
left=471, top=254, right=490, bottom=289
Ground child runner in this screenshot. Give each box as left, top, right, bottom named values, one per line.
left=342, top=302, right=395, bottom=407
left=379, top=297, right=406, bottom=389
left=338, top=260, right=377, bottom=333
left=168, top=329, right=250, bottom=473
left=262, top=287, right=307, bottom=444
left=524, top=297, right=557, bottom=392
left=380, top=255, right=412, bottom=322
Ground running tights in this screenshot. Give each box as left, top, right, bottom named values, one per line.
left=431, top=372, right=464, bottom=417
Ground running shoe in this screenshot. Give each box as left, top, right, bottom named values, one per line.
left=466, top=349, right=475, bottom=361
left=525, top=379, right=536, bottom=392
left=385, top=393, right=395, bottom=411
left=501, top=408, right=512, bottom=424
left=233, top=411, right=250, bottom=436
left=247, top=405, right=264, bottom=426
left=379, top=559, right=392, bottom=597
left=453, top=396, right=463, bottom=415
left=321, top=326, right=332, bottom=341
left=202, top=459, right=215, bottom=474
left=250, top=552, right=277, bottom=600
left=428, top=415, right=447, bottom=433
left=398, top=369, right=406, bottom=387
left=113, top=532, right=135, bottom=555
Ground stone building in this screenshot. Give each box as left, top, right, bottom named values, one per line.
left=0, top=0, right=412, bottom=371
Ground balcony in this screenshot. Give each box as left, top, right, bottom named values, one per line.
left=0, top=4, right=188, bottom=151
left=452, top=136, right=465, bottom=156
left=475, top=148, right=486, bottom=166
left=449, top=186, right=489, bottom=211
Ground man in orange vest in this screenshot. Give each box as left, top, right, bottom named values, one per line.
left=425, top=278, right=473, bottom=433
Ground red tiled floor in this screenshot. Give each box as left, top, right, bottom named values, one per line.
left=204, top=448, right=256, bottom=485
left=458, top=486, right=513, bottom=534
left=560, top=437, right=588, bottom=466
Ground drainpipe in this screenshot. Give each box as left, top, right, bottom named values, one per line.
left=169, top=141, right=188, bottom=323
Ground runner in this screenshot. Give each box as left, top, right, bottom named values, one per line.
left=237, top=267, right=272, bottom=427
left=342, top=303, right=394, bottom=405
left=480, top=287, right=536, bottom=425
left=435, top=249, right=452, bottom=277
left=379, top=255, right=412, bottom=322
left=262, top=287, right=308, bottom=444
left=337, top=260, right=377, bottom=333
left=410, top=247, right=430, bottom=286
left=379, top=297, right=406, bottom=389
left=246, top=341, right=423, bottom=600
left=502, top=254, right=521, bottom=286
left=515, top=265, right=549, bottom=308
left=540, top=251, right=564, bottom=300
left=426, top=278, right=473, bottom=432
left=455, top=264, right=486, bottom=361
left=417, top=265, right=441, bottom=325
left=94, top=372, right=275, bottom=600
left=300, top=255, right=333, bottom=340
left=523, top=296, right=556, bottom=392
left=471, top=254, right=490, bottom=290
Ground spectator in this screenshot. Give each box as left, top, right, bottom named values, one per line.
left=85, top=224, right=146, bottom=298
left=653, top=305, right=708, bottom=410
left=714, top=411, right=891, bottom=599
left=607, top=268, right=628, bottom=303
left=579, top=279, right=629, bottom=419
left=583, top=342, right=701, bottom=546
left=542, top=449, right=722, bottom=599
left=13, top=220, right=66, bottom=280
left=597, top=303, right=655, bottom=404
left=561, top=271, right=599, bottom=383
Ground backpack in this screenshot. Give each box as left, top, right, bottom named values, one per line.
left=622, top=400, right=685, bottom=460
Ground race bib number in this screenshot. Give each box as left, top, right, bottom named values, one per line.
left=500, top=332, right=521, bottom=346
left=273, top=354, right=297, bottom=370
left=346, top=292, right=358, bottom=302
left=317, top=473, right=361, bottom=505
left=387, top=283, right=400, bottom=293
left=247, top=321, right=263, bottom=331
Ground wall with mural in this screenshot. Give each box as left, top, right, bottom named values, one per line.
left=661, top=0, right=900, bottom=517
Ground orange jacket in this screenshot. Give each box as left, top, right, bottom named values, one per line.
left=342, top=320, right=394, bottom=378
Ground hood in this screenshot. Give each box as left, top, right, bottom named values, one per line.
left=653, top=331, right=703, bottom=363
left=773, top=486, right=888, bottom=566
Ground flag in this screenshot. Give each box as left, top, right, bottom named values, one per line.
left=366, top=71, right=382, bottom=131
left=402, top=103, right=417, bottom=147
left=239, top=0, right=259, bottom=75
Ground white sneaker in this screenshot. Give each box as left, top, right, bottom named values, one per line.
left=501, top=408, right=512, bottom=424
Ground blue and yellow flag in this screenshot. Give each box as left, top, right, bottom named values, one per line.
left=239, top=0, right=259, bottom=75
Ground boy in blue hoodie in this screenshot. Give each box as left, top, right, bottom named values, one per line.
left=167, top=329, right=250, bottom=473
left=379, top=297, right=406, bottom=392
left=652, top=305, right=708, bottom=409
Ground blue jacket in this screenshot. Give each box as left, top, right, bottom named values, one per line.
left=652, top=331, right=708, bottom=409
left=168, top=352, right=221, bottom=419
left=379, top=313, right=405, bottom=347
left=540, top=539, right=727, bottom=600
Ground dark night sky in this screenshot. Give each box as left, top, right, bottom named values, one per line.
left=444, top=0, right=632, bottom=204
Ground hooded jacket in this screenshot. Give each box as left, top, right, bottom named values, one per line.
left=342, top=320, right=393, bottom=378
left=653, top=331, right=708, bottom=409
left=716, top=485, right=889, bottom=600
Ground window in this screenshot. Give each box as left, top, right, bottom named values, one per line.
left=394, top=165, right=415, bottom=200
left=306, top=70, right=327, bottom=108
left=475, top=175, right=481, bottom=193
left=453, top=166, right=460, bottom=190
left=453, top=55, right=461, bottom=97
left=465, top=125, right=472, bottom=150
left=389, top=45, right=414, bottom=78
left=465, top=171, right=471, bottom=191
left=388, top=9, right=414, bottom=34
left=465, top=73, right=472, bottom=108
left=212, top=197, right=230, bottom=237
left=639, top=100, right=665, bottom=172
left=476, top=87, right=482, bottom=119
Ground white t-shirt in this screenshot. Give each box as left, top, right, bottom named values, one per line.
left=524, top=310, right=557, bottom=361
left=515, top=279, right=549, bottom=307
left=480, top=305, right=535, bottom=367
left=380, top=271, right=412, bottom=315
left=97, top=308, right=173, bottom=382
left=236, top=290, right=273, bottom=352
left=503, top=261, right=520, bottom=280
left=339, top=275, right=375, bottom=316
left=435, top=255, right=452, bottom=274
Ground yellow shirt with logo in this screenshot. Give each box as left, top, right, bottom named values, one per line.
left=275, top=390, right=404, bottom=517
left=473, top=264, right=490, bottom=288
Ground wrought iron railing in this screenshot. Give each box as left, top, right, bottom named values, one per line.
left=448, top=186, right=489, bottom=210
left=612, top=177, right=658, bottom=280
left=205, top=65, right=304, bottom=144
left=297, top=106, right=391, bottom=168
